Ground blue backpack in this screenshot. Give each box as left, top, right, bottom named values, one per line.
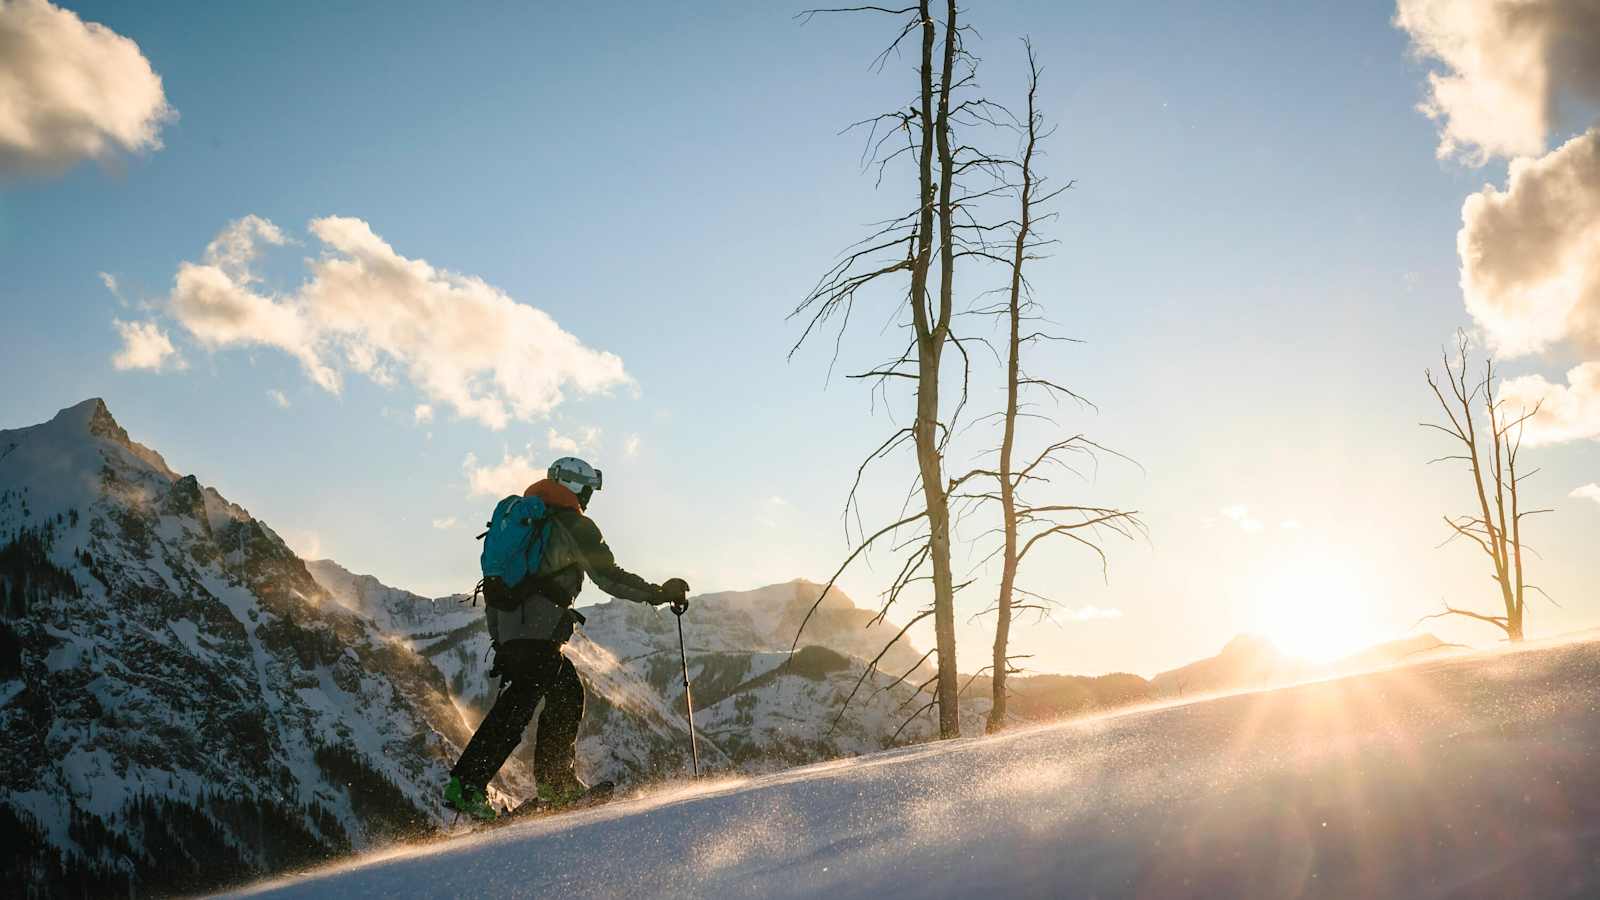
left=477, top=494, right=553, bottom=611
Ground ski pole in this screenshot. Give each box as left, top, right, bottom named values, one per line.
left=674, top=604, right=700, bottom=777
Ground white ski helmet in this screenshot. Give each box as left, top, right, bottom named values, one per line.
left=548, top=456, right=602, bottom=505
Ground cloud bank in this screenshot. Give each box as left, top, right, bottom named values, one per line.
left=1459, top=129, right=1600, bottom=357
left=1399, top=0, right=1600, bottom=445
left=0, top=0, right=175, bottom=176
left=158, top=215, right=631, bottom=429
left=1396, top=0, right=1600, bottom=163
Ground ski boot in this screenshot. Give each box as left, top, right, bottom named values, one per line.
left=444, top=776, right=497, bottom=822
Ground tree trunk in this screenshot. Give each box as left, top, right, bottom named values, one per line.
left=923, top=0, right=961, bottom=740
left=989, top=47, right=1042, bottom=734
left=917, top=338, right=959, bottom=738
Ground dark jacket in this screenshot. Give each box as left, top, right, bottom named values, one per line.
left=486, top=479, right=661, bottom=645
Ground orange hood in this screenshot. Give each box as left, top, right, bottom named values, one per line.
left=524, top=478, right=585, bottom=512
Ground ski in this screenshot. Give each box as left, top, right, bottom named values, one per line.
left=449, top=781, right=618, bottom=833
left=510, top=780, right=617, bottom=819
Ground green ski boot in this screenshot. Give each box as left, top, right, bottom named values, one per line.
left=444, top=776, right=497, bottom=822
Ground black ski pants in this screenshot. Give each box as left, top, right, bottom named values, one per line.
left=451, top=639, right=584, bottom=788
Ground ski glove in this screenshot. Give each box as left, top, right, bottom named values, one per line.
left=657, top=577, right=691, bottom=612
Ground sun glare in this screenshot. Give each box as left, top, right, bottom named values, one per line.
left=1248, top=550, right=1385, bottom=663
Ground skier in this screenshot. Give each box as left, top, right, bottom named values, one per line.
left=444, top=456, right=690, bottom=821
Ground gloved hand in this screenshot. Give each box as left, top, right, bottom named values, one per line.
left=658, top=577, right=691, bottom=613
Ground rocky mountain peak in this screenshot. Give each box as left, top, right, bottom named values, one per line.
left=30, top=397, right=176, bottom=480
left=44, top=397, right=127, bottom=444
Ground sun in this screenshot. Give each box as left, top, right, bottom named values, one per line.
left=1247, top=549, right=1385, bottom=663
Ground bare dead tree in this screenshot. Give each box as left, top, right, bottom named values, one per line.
left=1419, top=333, right=1552, bottom=641
left=790, top=0, right=993, bottom=739
left=959, top=43, right=1142, bottom=733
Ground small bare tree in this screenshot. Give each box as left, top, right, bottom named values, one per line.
left=1420, top=333, right=1551, bottom=641
left=968, top=44, right=1142, bottom=732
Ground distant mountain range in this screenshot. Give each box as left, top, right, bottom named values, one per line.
left=1148, top=632, right=1458, bottom=698
left=0, top=399, right=1456, bottom=896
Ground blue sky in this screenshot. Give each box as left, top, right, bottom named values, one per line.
left=3, top=0, right=1596, bottom=676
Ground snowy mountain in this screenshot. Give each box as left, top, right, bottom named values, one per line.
left=303, top=561, right=982, bottom=779
left=303, top=557, right=728, bottom=786
left=0, top=400, right=974, bottom=897
left=0, top=400, right=532, bottom=897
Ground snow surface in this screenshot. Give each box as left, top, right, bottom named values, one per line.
left=228, top=634, right=1600, bottom=899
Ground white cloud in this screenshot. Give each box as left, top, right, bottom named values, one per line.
left=0, top=0, right=175, bottom=177
left=431, top=516, right=457, bottom=530
left=1571, top=483, right=1600, bottom=505
left=267, top=388, right=290, bottom=409
left=1395, top=0, right=1600, bottom=163
left=769, top=496, right=789, bottom=506
left=547, top=425, right=601, bottom=455
left=111, top=319, right=180, bottom=371
left=160, top=215, right=630, bottom=428
left=1279, top=519, right=1301, bottom=531
left=414, top=404, right=434, bottom=424
left=623, top=434, right=641, bottom=458
left=547, top=429, right=580, bottom=454
left=1459, top=129, right=1600, bottom=358
left=463, top=450, right=542, bottom=499
left=168, top=216, right=337, bottom=391
left=98, top=271, right=130, bottom=306
left=1221, top=504, right=1264, bottom=533
left=1063, top=605, right=1123, bottom=622
left=1501, top=362, right=1600, bottom=444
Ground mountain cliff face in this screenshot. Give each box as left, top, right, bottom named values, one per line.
left=0, top=400, right=533, bottom=897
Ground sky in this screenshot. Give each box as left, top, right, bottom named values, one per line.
left=2, top=0, right=1596, bottom=678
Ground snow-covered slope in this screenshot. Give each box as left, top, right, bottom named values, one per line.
left=0, top=401, right=536, bottom=897
left=233, top=634, right=1600, bottom=900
